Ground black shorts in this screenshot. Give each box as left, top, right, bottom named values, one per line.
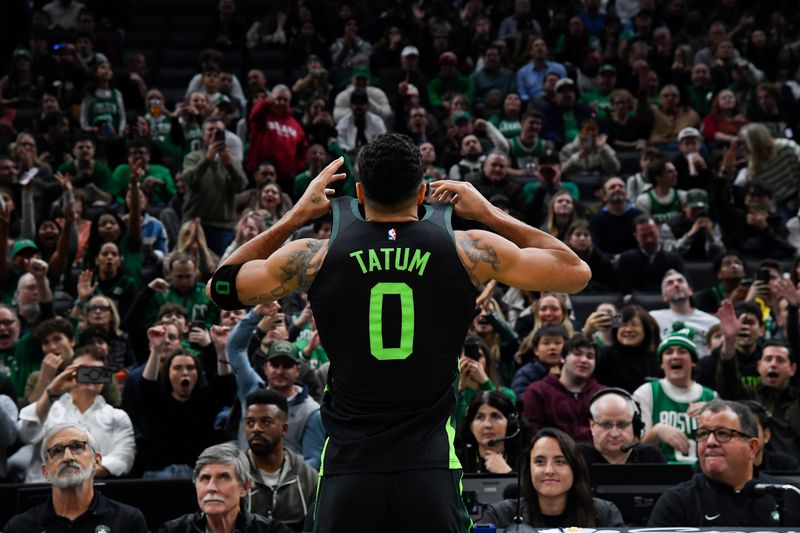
left=312, top=468, right=472, bottom=533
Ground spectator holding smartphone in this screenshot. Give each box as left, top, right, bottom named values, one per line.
left=18, top=346, right=135, bottom=483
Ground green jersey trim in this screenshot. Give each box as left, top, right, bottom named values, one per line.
left=329, top=198, right=341, bottom=246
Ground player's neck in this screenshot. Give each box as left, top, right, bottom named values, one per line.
left=363, top=203, right=419, bottom=223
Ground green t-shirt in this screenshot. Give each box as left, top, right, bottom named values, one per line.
left=110, top=163, right=176, bottom=205
left=0, top=334, right=41, bottom=399
left=579, top=89, right=612, bottom=119
left=147, top=283, right=219, bottom=328
left=522, top=181, right=581, bottom=206
left=146, top=114, right=184, bottom=158
left=57, top=160, right=114, bottom=197
left=489, top=115, right=522, bottom=139
left=563, top=111, right=579, bottom=144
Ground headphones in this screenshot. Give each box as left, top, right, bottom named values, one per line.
left=588, top=387, right=644, bottom=438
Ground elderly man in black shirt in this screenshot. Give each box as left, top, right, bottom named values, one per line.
left=4, top=422, right=147, bottom=532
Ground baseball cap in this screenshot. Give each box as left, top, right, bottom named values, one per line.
left=599, top=64, right=617, bottom=75
left=266, top=341, right=301, bottom=364
left=657, top=322, right=698, bottom=361
left=352, top=65, right=370, bottom=79
left=554, top=78, right=575, bottom=92
left=306, top=54, right=322, bottom=65
left=401, top=46, right=420, bottom=58
left=452, top=111, right=472, bottom=123
left=539, top=148, right=560, bottom=165
left=677, top=127, right=701, bottom=142
left=405, top=84, right=419, bottom=97
left=685, top=189, right=708, bottom=209
left=12, top=48, right=32, bottom=61
left=439, top=51, right=458, bottom=66
left=10, top=239, right=38, bottom=258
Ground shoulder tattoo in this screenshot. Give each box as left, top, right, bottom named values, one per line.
left=459, top=235, right=500, bottom=285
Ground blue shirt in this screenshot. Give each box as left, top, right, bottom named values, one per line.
left=516, top=61, right=567, bottom=101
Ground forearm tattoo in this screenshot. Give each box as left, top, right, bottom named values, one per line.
left=459, top=235, right=500, bottom=285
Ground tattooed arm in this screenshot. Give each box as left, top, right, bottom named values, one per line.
left=430, top=180, right=590, bottom=293
left=206, top=158, right=345, bottom=305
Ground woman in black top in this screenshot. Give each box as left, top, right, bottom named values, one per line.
left=482, top=428, right=624, bottom=527
left=457, top=390, right=526, bottom=475
left=593, top=304, right=663, bottom=394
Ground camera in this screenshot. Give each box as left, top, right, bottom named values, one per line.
left=214, top=129, right=226, bottom=144
left=76, top=366, right=113, bottom=385
left=539, top=166, right=556, bottom=181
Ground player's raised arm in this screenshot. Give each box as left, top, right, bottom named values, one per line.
left=430, top=179, right=591, bottom=293
left=206, top=157, right=346, bottom=309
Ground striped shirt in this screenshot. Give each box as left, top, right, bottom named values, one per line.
left=748, top=139, right=800, bottom=206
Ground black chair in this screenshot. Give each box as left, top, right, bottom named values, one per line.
left=627, top=292, right=667, bottom=312
left=684, top=261, right=716, bottom=292
left=570, top=292, right=624, bottom=329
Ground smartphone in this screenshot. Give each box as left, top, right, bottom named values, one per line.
left=463, top=342, right=482, bottom=361
left=190, top=320, right=206, bottom=331
left=739, top=277, right=753, bottom=287
left=76, top=365, right=113, bottom=385
left=214, top=129, right=226, bottom=144
left=757, top=268, right=773, bottom=283
left=610, top=314, right=623, bottom=328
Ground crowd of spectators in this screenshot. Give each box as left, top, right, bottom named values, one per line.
left=1, top=0, right=800, bottom=529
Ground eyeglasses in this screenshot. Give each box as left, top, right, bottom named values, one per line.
left=595, top=420, right=632, bottom=431
left=46, top=439, right=88, bottom=459
left=695, top=427, right=753, bottom=442
left=89, top=305, right=111, bottom=313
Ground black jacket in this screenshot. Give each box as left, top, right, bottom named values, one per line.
left=158, top=510, right=291, bottom=533
left=4, top=491, right=147, bottom=532
left=648, top=473, right=800, bottom=526
left=482, top=497, right=624, bottom=527
left=615, top=247, right=685, bottom=293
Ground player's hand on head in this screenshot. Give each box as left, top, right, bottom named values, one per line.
left=429, top=180, right=491, bottom=221
left=295, top=156, right=346, bottom=221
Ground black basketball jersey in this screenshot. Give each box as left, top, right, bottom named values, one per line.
left=308, top=197, right=479, bottom=475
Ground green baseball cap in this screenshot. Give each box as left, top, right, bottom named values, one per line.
left=10, top=239, right=39, bottom=258
left=266, top=341, right=301, bottom=364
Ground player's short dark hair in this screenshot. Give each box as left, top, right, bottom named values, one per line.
left=357, top=133, right=423, bottom=208
left=246, top=388, right=289, bottom=418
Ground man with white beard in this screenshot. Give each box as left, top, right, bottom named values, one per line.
left=3, top=423, right=146, bottom=531
left=650, top=270, right=719, bottom=358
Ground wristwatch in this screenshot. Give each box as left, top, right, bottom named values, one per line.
left=46, top=387, right=61, bottom=403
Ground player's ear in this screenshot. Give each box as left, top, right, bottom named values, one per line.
left=355, top=182, right=365, bottom=204
left=416, top=183, right=426, bottom=205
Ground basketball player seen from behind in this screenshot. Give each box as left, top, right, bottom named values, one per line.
left=208, top=133, right=591, bottom=532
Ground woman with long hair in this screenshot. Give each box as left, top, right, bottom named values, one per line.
left=258, top=181, right=293, bottom=227
left=469, top=296, right=520, bottom=389
left=173, top=219, right=219, bottom=281
left=737, top=122, right=800, bottom=221
left=515, top=292, right=575, bottom=345
left=482, top=428, right=624, bottom=527
left=542, top=190, right=578, bottom=241
left=702, top=89, right=748, bottom=146
left=71, top=292, right=136, bottom=371
left=221, top=209, right=267, bottom=262
left=564, top=220, right=617, bottom=292
left=457, top=390, right=526, bottom=474
left=592, top=304, right=662, bottom=393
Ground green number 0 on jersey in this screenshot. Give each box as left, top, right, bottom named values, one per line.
left=369, top=282, right=414, bottom=360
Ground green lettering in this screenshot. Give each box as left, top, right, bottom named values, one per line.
left=380, top=248, right=393, bottom=270
left=408, top=249, right=431, bottom=276
left=368, top=249, right=382, bottom=272
left=349, top=251, right=368, bottom=274
left=394, top=248, right=409, bottom=271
